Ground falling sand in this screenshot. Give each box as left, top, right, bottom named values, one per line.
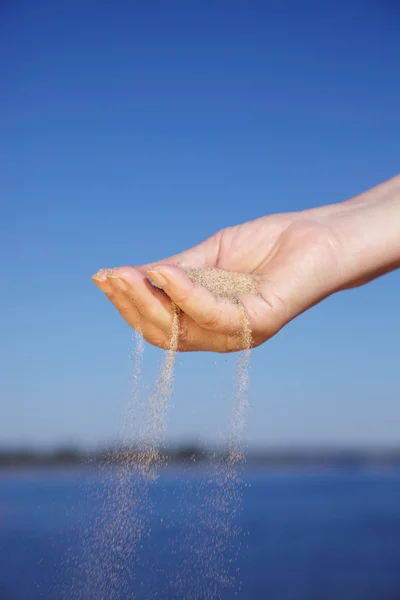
left=146, top=266, right=260, bottom=597
left=175, top=268, right=260, bottom=598
left=81, top=267, right=260, bottom=598
left=182, top=267, right=260, bottom=457
left=149, top=265, right=260, bottom=460
left=77, top=286, right=180, bottom=599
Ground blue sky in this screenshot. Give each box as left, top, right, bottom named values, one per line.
left=1, top=1, right=399, bottom=450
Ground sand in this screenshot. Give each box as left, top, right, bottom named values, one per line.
left=148, top=266, right=259, bottom=597
left=148, top=266, right=260, bottom=353
left=150, top=265, right=260, bottom=457
left=142, top=304, right=180, bottom=471
left=78, top=310, right=180, bottom=598
left=183, top=267, right=261, bottom=303
left=84, top=266, right=260, bottom=598
left=179, top=267, right=259, bottom=457
left=148, top=265, right=260, bottom=467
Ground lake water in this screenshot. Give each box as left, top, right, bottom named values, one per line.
left=1, top=468, right=399, bottom=599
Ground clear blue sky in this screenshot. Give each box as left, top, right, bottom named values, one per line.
left=1, top=1, right=399, bottom=450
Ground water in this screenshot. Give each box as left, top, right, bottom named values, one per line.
left=1, top=468, right=400, bottom=599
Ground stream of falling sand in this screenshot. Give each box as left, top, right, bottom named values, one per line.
left=179, top=311, right=252, bottom=599
left=77, top=312, right=179, bottom=600
left=77, top=267, right=256, bottom=599
left=163, top=269, right=256, bottom=599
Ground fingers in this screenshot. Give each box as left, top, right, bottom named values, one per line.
left=92, top=267, right=173, bottom=345
left=113, top=266, right=175, bottom=330
left=92, top=266, right=249, bottom=351
left=92, top=269, right=141, bottom=331
left=92, top=267, right=181, bottom=348
left=239, top=288, right=286, bottom=344
left=146, top=265, right=241, bottom=333
left=92, top=265, right=286, bottom=351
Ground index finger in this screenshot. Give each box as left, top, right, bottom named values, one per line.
left=146, top=265, right=242, bottom=333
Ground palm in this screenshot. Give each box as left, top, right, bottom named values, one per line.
left=93, top=211, right=342, bottom=352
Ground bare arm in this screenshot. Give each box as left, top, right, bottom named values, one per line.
left=93, top=175, right=400, bottom=352
left=323, top=175, right=400, bottom=289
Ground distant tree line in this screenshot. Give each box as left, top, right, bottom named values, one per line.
left=1, top=445, right=400, bottom=469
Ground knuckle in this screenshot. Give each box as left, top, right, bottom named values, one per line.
left=269, top=292, right=288, bottom=321
left=198, top=310, right=221, bottom=330
left=173, top=291, right=190, bottom=306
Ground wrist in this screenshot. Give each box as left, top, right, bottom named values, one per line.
left=329, top=175, right=400, bottom=290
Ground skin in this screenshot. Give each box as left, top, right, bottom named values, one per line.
left=92, top=175, right=400, bottom=352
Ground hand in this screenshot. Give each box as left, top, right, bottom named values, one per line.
left=92, top=176, right=400, bottom=352
left=92, top=215, right=345, bottom=352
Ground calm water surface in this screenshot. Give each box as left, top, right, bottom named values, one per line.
left=0, top=468, right=399, bottom=599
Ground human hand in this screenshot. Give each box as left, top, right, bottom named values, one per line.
left=92, top=176, right=400, bottom=352
left=91, top=212, right=345, bottom=352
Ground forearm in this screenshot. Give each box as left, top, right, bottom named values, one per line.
left=321, top=176, right=400, bottom=290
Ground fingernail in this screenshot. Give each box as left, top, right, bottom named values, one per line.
left=106, top=274, right=127, bottom=291
left=92, top=273, right=107, bottom=290
left=147, top=270, right=168, bottom=289
left=92, top=270, right=105, bottom=282
left=92, top=268, right=112, bottom=282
